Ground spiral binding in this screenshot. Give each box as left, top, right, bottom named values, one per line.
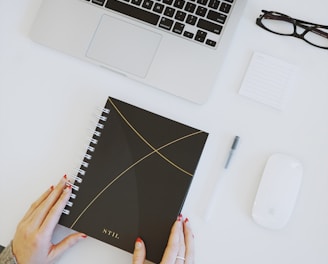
left=62, top=107, right=110, bottom=215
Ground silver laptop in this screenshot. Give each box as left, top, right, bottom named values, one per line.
left=30, top=0, right=247, bottom=104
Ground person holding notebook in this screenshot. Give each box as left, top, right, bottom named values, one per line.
left=0, top=176, right=194, bottom=264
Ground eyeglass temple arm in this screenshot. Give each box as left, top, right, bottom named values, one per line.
left=296, top=22, right=328, bottom=39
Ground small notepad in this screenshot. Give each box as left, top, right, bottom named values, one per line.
left=239, top=52, right=297, bottom=111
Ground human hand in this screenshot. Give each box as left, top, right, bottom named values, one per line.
left=132, top=215, right=194, bottom=264
left=12, top=175, right=86, bottom=264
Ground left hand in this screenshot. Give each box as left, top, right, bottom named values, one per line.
left=12, top=175, right=86, bottom=264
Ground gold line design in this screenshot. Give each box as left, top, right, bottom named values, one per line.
left=109, top=97, right=197, bottom=176
left=70, top=98, right=204, bottom=228
left=70, top=130, right=202, bottom=228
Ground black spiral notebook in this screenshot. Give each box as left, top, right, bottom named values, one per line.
left=59, top=96, right=208, bottom=263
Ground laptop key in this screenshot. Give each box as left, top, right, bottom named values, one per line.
left=183, top=31, right=194, bottom=38
left=159, top=17, right=174, bottom=30
left=195, top=6, right=207, bottom=17
left=164, top=6, right=175, bottom=17
left=208, top=0, right=220, bottom=10
left=142, top=0, right=154, bottom=9
left=92, top=0, right=106, bottom=6
left=219, top=2, right=231, bottom=13
left=207, top=10, right=227, bottom=24
left=197, top=0, right=208, bottom=6
left=106, top=0, right=160, bottom=25
left=173, top=22, right=185, bottom=34
left=206, top=39, right=216, bottom=47
left=173, top=0, right=185, bottom=9
left=131, top=0, right=142, bottom=6
left=197, top=18, right=222, bottom=34
left=184, top=2, right=196, bottom=13
left=175, top=11, right=186, bottom=21
left=195, top=30, right=207, bottom=42
left=153, top=3, right=165, bottom=13
left=163, top=0, right=173, bottom=5
left=186, top=14, right=197, bottom=25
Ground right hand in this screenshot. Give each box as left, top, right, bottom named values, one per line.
left=132, top=215, right=194, bottom=264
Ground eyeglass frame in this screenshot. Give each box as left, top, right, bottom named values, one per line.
left=256, top=10, right=328, bottom=49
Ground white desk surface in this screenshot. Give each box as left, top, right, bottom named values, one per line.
left=1, top=0, right=328, bottom=263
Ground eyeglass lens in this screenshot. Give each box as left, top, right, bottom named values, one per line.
left=304, top=27, right=328, bottom=47
left=261, top=18, right=293, bottom=35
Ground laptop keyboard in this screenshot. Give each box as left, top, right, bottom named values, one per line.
left=85, top=0, right=235, bottom=48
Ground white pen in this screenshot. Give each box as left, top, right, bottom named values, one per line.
left=205, top=136, right=240, bottom=221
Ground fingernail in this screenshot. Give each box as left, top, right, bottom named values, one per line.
left=63, top=174, right=67, bottom=179
left=135, top=237, right=142, bottom=249
left=177, top=214, right=183, bottom=221
left=184, top=217, right=189, bottom=223
left=81, top=234, right=87, bottom=238
left=64, top=181, right=72, bottom=190
left=50, top=185, right=54, bottom=191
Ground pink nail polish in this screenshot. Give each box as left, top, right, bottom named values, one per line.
left=81, top=234, right=87, bottom=238
left=136, top=237, right=143, bottom=243
left=63, top=174, right=67, bottom=179
left=177, top=214, right=183, bottom=221
left=184, top=217, right=189, bottom=223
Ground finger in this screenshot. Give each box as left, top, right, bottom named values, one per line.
left=29, top=176, right=68, bottom=228
left=160, top=216, right=183, bottom=264
left=20, top=185, right=54, bottom=222
left=176, top=217, right=186, bottom=264
left=132, top=237, right=146, bottom=264
left=183, top=218, right=194, bottom=264
left=40, top=184, right=72, bottom=235
left=49, top=232, right=87, bottom=261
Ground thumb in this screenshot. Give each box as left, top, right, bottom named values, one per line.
left=50, top=233, right=87, bottom=260
left=132, top=237, right=146, bottom=264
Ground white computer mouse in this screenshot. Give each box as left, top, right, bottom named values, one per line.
left=252, top=153, right=303, bottom=230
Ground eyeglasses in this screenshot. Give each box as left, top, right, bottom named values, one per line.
left=256, top=10, right=328, bottom=49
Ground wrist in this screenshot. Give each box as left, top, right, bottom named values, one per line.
left=10, top=241, right=18, bottom=264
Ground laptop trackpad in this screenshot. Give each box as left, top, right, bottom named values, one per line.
left=86, top=15, right=161, bottom=78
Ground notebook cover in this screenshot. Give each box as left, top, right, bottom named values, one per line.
left=59, top=97, right=208, bottom=263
